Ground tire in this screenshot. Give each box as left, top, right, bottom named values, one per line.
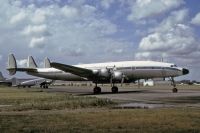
left=111, top=86, right=118, bottom=93
left=172, top=88, right=178, bottom=93
left=93, top=87, right=101, bottom=94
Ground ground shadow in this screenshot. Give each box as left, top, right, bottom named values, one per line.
left=78, top=90, right=150, bottom=96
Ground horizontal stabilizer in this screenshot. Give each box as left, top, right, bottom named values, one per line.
left=7, top=54, right=37, bottom=75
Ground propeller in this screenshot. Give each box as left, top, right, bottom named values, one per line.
left=108, top=67, right=114, bottom=87
left=121, top=74, right=125, bottom=86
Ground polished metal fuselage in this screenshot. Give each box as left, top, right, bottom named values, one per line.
left=27, top=61, right=184, bottom=83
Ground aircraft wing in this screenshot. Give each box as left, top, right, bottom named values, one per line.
left=51, top=62, right=94, bottom=78
left=15, top=68, right=37, bottom=72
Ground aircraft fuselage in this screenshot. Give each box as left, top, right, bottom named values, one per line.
left=27, top=61, right=186, bottom=83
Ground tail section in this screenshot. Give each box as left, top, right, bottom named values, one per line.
left=27, top=56, right=37, bottom=68
left=7, top=54, right=17, bottom=75
left=0, top=72, right=5, bottom=81
left=44, top=57, right=51, bottom=68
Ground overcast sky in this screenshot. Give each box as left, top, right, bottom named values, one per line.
left=0, top=0, right=200, bottom=80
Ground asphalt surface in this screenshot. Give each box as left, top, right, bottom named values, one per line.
left=43, top=84, right=200, bottom=108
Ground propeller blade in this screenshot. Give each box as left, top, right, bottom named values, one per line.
left=121, top=74, right=125, bottom=86
left=121, top=77, right=124, bottom=86
left=110, top=75, right=113, bottom=87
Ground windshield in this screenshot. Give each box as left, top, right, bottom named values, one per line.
left=170, top=64, right=177, bottom=67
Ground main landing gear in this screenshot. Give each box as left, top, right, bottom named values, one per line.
left=170, top=77, right=178, bottom=93
left=93, top=87, right=101, bottom=94
left=111, top=86, right=118, bottom=93
left=93, top=83, right=119, bottom=94
left=40, top=84, right=48, bottom=89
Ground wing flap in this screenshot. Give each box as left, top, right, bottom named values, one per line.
left=51, top=62, right=93, bottom=78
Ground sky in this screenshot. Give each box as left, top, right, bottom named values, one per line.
left=0, top=0, right=200, bottom=80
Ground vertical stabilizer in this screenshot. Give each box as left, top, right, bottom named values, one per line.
left=44, top=57, right=51, bottom=68
left=0, top=72, right=5, bottom=81
left=7, top=54, right=17, bottom=75
left=27, top=56, right=37, bottom=68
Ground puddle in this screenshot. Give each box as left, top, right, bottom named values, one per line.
left=115, top=103, right=174, bottom=109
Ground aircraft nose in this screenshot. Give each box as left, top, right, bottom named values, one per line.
left=182, top=68, right=189, bottom=75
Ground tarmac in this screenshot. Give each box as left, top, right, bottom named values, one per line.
left=43, top=84, right=200, bottom=109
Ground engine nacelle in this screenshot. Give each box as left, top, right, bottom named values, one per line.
left=92, top=69, right=110, bottom=78
left=92, top=69, right=99, bottom=75
left=99, top=68, right=110, bottom=77
left=112, top=71, right=123, bottom=81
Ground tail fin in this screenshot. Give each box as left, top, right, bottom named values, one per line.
left=7, top=54, right=17, bottom=75
left=0, top=72, right=5, bottom=81
left=27, top=56, right=37, bottom=68
left=44, top=57, right=51, bottom=68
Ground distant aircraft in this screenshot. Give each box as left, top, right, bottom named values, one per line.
left=0, top=71, right=52, bottom=88
left=7, top=54, right=189, bottom=93
left=0, top=71, right=12, bottom=86
left=16, top=78, right=53, bottom=88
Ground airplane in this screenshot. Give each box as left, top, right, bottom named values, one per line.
left=0, top=71, right=12, bottom=86
left=7, top=54, right=189, bottom=94
left=16, top=78, right=53, bottom=88
left=0, top=71, right=52, bottom=88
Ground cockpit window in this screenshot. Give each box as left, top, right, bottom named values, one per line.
left=170, top=64, right=177, bottom=67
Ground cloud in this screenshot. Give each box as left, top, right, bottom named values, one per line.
left=191, top=12, right=200, bottom=26
left=10, top=11, right=26, bottom=24
left=0, top=55, right=2, bottom=61
left=61, top=5, right=79, bottom=19
left=29, top=37, right=46, bottom=49
left=136, top=9, right=199, bottom=65
left=17, top=59, right=27, bottom=67
left=22, top=24, right=50, bottom=36
left=101, top=0, right=114, bottom=9
left=31, top=8, right=50, bottom=24
left=139, top=25, right=195, bottom=53
left=127, top=0, right=184, bottom=21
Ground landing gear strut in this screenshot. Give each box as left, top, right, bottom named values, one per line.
left=111, top=81, right=118, bottom=93
left=170, top=77, right=178, bottom=93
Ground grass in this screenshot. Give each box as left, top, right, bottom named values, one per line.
left=0, top=86, right=200, bottom=133
left=0, top=108, right=200, bottom=133
left=0, top=87, right=114, bottom=111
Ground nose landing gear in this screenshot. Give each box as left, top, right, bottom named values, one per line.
left=170, top=77, right=178, bottom=93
